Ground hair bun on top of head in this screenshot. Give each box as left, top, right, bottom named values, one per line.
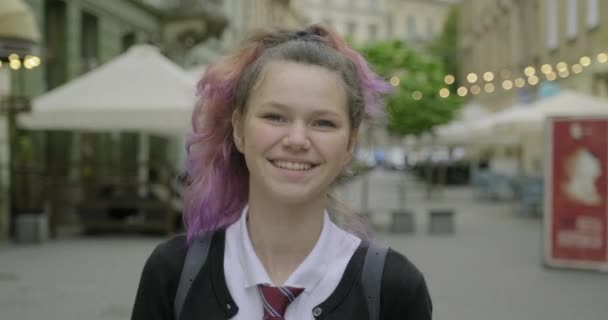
left=290, top=27, right=325, bottom=41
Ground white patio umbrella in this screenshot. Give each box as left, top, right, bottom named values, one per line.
left=493, top=90, right=608, bottom=136
left=435, top=121, right=471, bottom=145
left=434, top=102, right=491, bottom=146
left=467, top=103, right=529, bottom=146
left=18, top=44, right=197, bottom=135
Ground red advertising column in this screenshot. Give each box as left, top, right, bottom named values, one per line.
left=545, top=117, right=608, bottom=271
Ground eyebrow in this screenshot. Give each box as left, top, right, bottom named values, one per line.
left=261, top=101, right=343, bottom=118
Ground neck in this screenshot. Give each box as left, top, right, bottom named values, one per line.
left=246, top=193, right=326, bottom=286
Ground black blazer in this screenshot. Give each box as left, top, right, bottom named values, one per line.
left=131, top=231, right=432, bottom=320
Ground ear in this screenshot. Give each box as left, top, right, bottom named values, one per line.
left=343, top=128, right=359, bottom=166
left=232, top=110, right=244, bottom=153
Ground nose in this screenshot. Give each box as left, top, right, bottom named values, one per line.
left=282, top=122, right=310, bottom=150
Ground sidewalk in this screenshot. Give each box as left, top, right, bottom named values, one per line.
left=336, top=169, right=608, bottom=320
left=1, top=169, right=607, bottom=320
left=0, top=236, right=159, bottom=320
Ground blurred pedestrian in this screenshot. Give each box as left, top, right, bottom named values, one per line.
left=131, top=24, right=432, bottom=320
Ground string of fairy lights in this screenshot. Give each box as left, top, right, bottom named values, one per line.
left=389, top=51, right=608, bottom=101
left=0, top=53, right=42, bottom=70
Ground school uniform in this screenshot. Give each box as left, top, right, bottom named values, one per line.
left=131, top=208, right=432, bottom=320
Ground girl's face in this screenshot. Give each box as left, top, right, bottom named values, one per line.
left=232, top=61, right=357, bottom=206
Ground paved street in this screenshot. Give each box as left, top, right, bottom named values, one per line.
left=2, top=168, right=608, bottom=320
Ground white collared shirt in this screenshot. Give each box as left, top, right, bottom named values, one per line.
left=224, top=206, right=361, bottom=320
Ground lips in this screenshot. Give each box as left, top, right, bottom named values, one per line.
left=269, top=159, right=319, bottom=171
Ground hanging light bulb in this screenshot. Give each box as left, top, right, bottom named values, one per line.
left=484, top=83, right=495, bottom=93
left=541, top=64, right=553, bottom=74
left=31, top=56, right=41, bottom=67
left=528, top=75, right=539, bottom=85
left=598, top=53, right=608, bottom=63
left=467, top=73, right=478, bottom=83
left=502, top=79, right=513, bottom=90
left=412, top=90, right=423, bottom=100
left=444, top=75, right=455, bottom=85
left=483, top=71, right=494, bottom=82
left=571, top=64, right=583, bottom=74
left=470, top=85, right=481, bottom=95
left=9, top=59, right=21, bottom=70
left=439, top=88, right=450, bottom=98
left=580, top=56, right=591, bottom=67
left=457, top=87, right=468, bottom=97
left=546, top=72, right=557, bottom=81
left=514, top=78, right=525, bottom=88
left=524, top=66, right=536, bottom=77
left=390, top=76, right=400, bottom=87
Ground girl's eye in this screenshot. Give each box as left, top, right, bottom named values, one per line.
left=263, top=113, right=286, bottom=122
left=314, top=120, right=337, bottom=128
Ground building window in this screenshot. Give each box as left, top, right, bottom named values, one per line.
left=81, top=11, right=99, bottom=73
left=347, top=21, right=357, bottom=38
left=426, top=17, right=434, bottom=41
left=407, top=15, right=416, bottom=41
left=567, top=0, right=578, bottom=39
left=44, top=0, right=67, bottom=89
left=368, top=24, right=378, bottom=41
left=546, top=0, right=558, bottom=50
left=386, top=14, right=393, bottom=39
left=587, top=0, right=599, bottom=29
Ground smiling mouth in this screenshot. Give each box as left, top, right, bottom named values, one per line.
left=269, top=160, right=319, bottom=171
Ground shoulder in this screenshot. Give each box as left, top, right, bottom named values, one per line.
left=132, top=234, right=190, bottom=319
left=380, top=248, right=432, bottom=319
left=142, top=234, right=189, bottom=281
left=382, top=248, right=426, bottom=290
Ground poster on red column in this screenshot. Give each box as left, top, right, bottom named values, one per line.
left=545, top=117, right=608, bottom=271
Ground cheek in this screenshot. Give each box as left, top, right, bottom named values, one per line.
left=314, top=133, right=351, bottom=160
left=243, top=122, right=279, bottom=152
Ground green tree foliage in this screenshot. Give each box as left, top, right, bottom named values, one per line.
left=361, top=41, right=461, bottom=136
left=429, top=5, right=460, bottom=90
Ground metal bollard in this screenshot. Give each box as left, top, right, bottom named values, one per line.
left=428, top=209, right=455, bottom=235
left=16, top=213, right=49, bottom=244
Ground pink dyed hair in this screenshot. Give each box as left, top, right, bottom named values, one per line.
left=183, top=25, right=391, bottom=242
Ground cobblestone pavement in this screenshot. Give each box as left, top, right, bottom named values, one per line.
left=1, top=168, right=607, bottom=320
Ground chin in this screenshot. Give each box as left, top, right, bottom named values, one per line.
left=269, top=185, right=326, bottom=206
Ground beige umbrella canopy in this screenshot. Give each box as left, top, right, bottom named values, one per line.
left=493, top=90, right=608, bottom=136
left=18, top=44, right=197, bottom=134
left=0, top=0, right=41, bottom=60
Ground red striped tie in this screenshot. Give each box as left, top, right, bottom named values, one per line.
left=257, top=284, right=304, bottom=320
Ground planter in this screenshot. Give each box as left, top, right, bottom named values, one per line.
left=15, top=211, right=48, bottom=244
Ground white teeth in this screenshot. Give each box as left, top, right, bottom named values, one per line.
left=273, top=160, right=313, bottom=171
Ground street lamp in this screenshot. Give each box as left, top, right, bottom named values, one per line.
left=0, top=0, right=42, bottom=240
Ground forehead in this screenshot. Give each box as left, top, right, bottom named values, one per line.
left=247, top=61, right=348, bottom=115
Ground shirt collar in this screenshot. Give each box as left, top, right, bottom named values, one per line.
left=234, top=205, right=332, bottom=293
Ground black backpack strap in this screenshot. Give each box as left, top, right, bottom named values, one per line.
left=362, top=241, right=388, bottom=320
left=174, top=232, right=213, bottom=320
